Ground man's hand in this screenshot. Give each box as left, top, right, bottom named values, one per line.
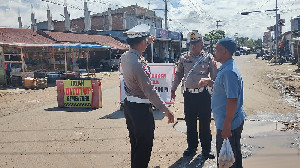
left=221, top=123, right=232, bottom=139
left=164, top=110, right=174, bottom=124
left=171, top=90, right=176, bottom=101
left=198, top=78, right=213, bottom=88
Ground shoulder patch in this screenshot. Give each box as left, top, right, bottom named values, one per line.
left=213, top=60, right=217, bottom=68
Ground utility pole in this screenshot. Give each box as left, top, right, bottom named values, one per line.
left=234, top=33, right=239, bottom=45
left=216, top=20, right=222, bottom=29
left=18, top=8, right=22, bottom=29
left=164, top=0, right=168, bottom=30
left=153, top=0, right=168, bottom=30
left=275, top=0, right=278, bottom=63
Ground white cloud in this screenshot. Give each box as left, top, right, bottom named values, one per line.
left=0, top=0, right=299, bottom=39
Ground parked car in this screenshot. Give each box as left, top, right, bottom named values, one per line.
left=234, top=51, right=241, bottom=56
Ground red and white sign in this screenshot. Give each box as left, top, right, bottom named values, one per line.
left=120, top=63, right=175, bottom=104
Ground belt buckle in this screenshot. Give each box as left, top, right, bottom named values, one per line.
left=193, top=88, right=204, bottom=93
left=187, top=88, right=202, bottom=93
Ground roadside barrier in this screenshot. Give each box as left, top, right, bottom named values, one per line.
left=56, top=79, right=102, bottom=108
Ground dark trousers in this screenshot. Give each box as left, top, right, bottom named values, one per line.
left=6, top=71, right=10, bottom=85
left=124, top=99, right=155, bottom=168
left=216, top=122, right=244, bottom=168
left=183, top=89, right=212, bottom=154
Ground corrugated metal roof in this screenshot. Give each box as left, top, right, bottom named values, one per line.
left=0, top=28, right=129, bottom=50
left=43, top=31, right=129, bottom=50
left=0, top=28, right=54, bottom=44
left=52, top=44, right=116, bottom=49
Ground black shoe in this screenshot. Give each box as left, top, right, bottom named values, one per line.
left=183, top=148, right=197, bottom=156
left=201, top=152, right=215, bottom=161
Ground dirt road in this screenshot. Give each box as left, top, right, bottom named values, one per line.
left=0, top=54, right=299, bottom=168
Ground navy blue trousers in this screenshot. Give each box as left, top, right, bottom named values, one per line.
left=216, top=122, right=244, bottom=168
left=183, top=89, right=212, bottom=154
left=124, top=99, right=155, bottom=168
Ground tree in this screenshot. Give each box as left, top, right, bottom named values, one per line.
left=254, top=38, right=263, bottom=49
left=204, top=30, right=225, bottom=53
left=235, top=37, right=263, bottom=53
left=236, top=37, right=249, bottom=47
left=204, top=30, right=225, bottom=45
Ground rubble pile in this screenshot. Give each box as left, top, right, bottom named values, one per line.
left=281, top=121, right=300, bottom=131
left=267, top=73, right=300, bottom=110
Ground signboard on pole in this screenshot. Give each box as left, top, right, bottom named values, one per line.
left=120, top=63, right=175, bottom=105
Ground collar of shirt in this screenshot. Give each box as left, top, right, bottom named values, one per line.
left=129, top=48, right=140, bottom=59
left=218, top=58, right=234, bottom=72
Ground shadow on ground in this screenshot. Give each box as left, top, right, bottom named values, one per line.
left=169, top=153, right=209, bottom=168
left=45, top=107, right=96, bottom=112
left=99, top=110, right=165, bottom=120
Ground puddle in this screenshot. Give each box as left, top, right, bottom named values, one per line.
left=289, top=137, right=300, bottom=155
left=174, top=112, right=300, bottom=137
left=248, top=111, right=300, bottom=122
left=173, top=112, right=300, bottom=167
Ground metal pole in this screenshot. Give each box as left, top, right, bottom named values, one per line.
left=65, top=47, right=67, bottom=78
left=151, top=43, right=154, bottom=63
left=164, top=0, right=168, bottom=30
left=109, top=49, right=111, bottom=71
left=20, top=47, right=25, bottom=81
left=216, top=20, right=222, bottom=29
left=52, top=47, right=55, bottom=71
left=275, top=0, right=278, bottom=63
left=0, top=46, right=4, bottom=68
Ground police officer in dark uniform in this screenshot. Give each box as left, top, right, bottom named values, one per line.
left=171, top=31, right=217, bottom=160
left=121, top=24, right=174, bottom=168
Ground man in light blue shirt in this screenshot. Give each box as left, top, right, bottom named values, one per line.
left=199, top=38, right=246, bottom=168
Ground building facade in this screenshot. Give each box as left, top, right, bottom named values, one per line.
left=36, top=4, right=182, bottom=63
left=37, top=5, right=163, bottom=32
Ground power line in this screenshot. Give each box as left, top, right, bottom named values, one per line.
left=154, top=0, right=188, bottom=32
left=186, top=0, right=216, bottom=22
left=257, top=0, right=272, bottom=10
left=40, top=0, right=84, bottom=10
left=38, top=0, right=123, bottom=12
left=239, top=0, right=272, bottom=15
left=167, top=0, right=227, bottom=35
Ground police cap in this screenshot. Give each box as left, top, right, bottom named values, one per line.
left=187, top=31, right=203, bottom=44
left=125, top=24, right=151, bottom=45
left=125, top=24, right=150, bottom=39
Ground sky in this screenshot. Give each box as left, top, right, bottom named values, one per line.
left=0, top=0, right=299, bottom=39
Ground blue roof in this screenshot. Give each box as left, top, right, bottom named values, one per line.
left=52, top=44, right=116, bottom=49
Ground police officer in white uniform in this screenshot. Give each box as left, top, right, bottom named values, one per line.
left=171, top=31, right=217, bottom=160
left=121, top=24, right=174, bottom=168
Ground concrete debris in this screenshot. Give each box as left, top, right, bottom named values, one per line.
left=281, top=121, right=300, bottom=131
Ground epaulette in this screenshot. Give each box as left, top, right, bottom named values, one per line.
left=181, top=52, right=189, bottom=58
left=206, top=53, right=213, bottom=60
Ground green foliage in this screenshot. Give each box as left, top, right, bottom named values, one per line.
left=204, top=30, right=226, bottom=45
left=203, top=30, right=262, bottom=52
left=235, top=37, right=262, bottom=49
